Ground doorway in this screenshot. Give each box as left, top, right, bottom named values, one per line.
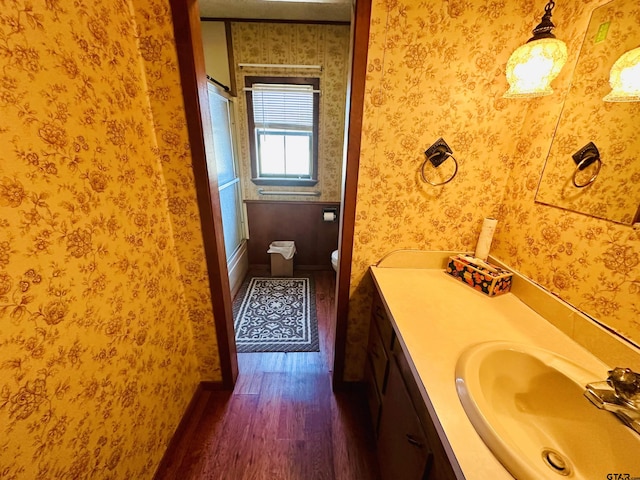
left=168, top=0, right=371, bottom=388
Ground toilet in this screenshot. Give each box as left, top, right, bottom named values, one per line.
left=331, top=250, right=339, bottom=272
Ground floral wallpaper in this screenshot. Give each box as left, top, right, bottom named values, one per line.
left=536, top=0, right=640, bottom=225
left=344, top=0, right=639, bottom=380
left=0, top=0, right=215, bottom=477
left=495, top=0, right=640, bottom=352
left=230, top=22, right=350, bottom=203
left=135, top=2, right=221, bottom=381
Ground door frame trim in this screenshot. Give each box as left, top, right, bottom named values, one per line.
left=169, top=0, right=238, bottom=388
left=332, top=0, right=371, bottom=389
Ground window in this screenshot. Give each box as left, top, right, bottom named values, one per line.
left=245, top=76, right=319, bottom=186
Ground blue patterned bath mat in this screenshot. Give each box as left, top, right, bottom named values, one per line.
left=233, top=276, right=318, bottom=353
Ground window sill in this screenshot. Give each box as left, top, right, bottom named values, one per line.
left=251, top=178, right=319, bottom=187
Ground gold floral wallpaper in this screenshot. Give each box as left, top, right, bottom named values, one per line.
left=136, top=2, right=221, bottom=381
left=230, top=22, right=350, bottom=202
left=345, top=0, right=639, bottom=380
left=0, top=0, right=216, bottom=477
left=536, top=0, right=640, bottom=225
left=495, top=0, right=640, bottom=354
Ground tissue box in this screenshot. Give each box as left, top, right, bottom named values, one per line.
left=445, top=255, right=512, bottom=297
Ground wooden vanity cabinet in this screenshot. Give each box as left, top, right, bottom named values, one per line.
left=367, top=290, right=459, bottom=480
left=365, top=291, right=395, bottom=435
left=377, top=355, right=431, bottom=479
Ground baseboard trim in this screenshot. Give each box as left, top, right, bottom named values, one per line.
left=153, top=380, right=226, bottom=478
left=201, top=380, right=225, bottom=390
left=332, top=379, right=366, bottom=393
left=248, top=263, right=334, bottom=272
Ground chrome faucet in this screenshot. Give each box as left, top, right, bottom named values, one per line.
left=585, top=367, right=640, bottom=435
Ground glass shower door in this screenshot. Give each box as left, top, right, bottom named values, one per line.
left=207, top=82, right=244, bottom=262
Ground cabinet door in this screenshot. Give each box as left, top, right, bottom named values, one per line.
left=364, top=358, right=382, bottom=436
left=372, top=292, right=395, bottom=352
left=368, top=319, right=389, bottom=396
left=395, top=341, right=459, bottom=480
left=377, top=355, right=432, bottom=480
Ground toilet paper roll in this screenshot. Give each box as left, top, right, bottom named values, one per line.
left=474, top=217, right=498, bottom=261
left=323, top=211, right=336, bottom=222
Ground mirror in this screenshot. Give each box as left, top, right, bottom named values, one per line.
left=535, top=0, right=640, bottom=226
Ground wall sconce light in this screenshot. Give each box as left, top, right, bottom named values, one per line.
left=572, top=141, right=601, bottom=188
left=503, top=1, right=568, bottom=98
left=603, top=47, right=640, bottom=102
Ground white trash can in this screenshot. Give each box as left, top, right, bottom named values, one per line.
left=267, top=241, right=296, bottom=277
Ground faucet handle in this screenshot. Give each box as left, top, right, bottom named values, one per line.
left=607, top=367, right=640, bottom=405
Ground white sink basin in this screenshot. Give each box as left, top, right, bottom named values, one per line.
left=455, top=341, right=640, bottom=479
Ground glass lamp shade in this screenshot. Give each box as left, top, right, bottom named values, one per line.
left=503, top=38, right=568, bottom=98
left=603, top=47, right=640, bottom=102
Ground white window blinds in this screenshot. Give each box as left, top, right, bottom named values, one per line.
left=250, top=84, right=315, bottom=129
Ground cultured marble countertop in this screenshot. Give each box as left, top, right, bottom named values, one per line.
left=369, top=265, right=611, bottom=480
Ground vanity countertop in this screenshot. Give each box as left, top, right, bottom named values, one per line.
left=369, top=264, right=611, bottom=480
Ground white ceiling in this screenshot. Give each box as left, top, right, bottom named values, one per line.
left=198, top=0, right=352, bottom=22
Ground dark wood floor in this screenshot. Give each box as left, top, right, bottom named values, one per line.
left=154, top=270, right=380, bottom=480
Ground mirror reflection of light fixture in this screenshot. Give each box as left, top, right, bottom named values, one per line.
left=503, top=1, right=568, bottom=98
left=603, top=47, right=640, bottom=102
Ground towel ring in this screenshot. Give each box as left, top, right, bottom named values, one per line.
left=572, top=155, right=602, bottom=188
left=420, top=151, right=458, bottom=186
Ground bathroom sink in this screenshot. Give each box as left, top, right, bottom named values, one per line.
left=455, top=341, right=640, bottom=479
